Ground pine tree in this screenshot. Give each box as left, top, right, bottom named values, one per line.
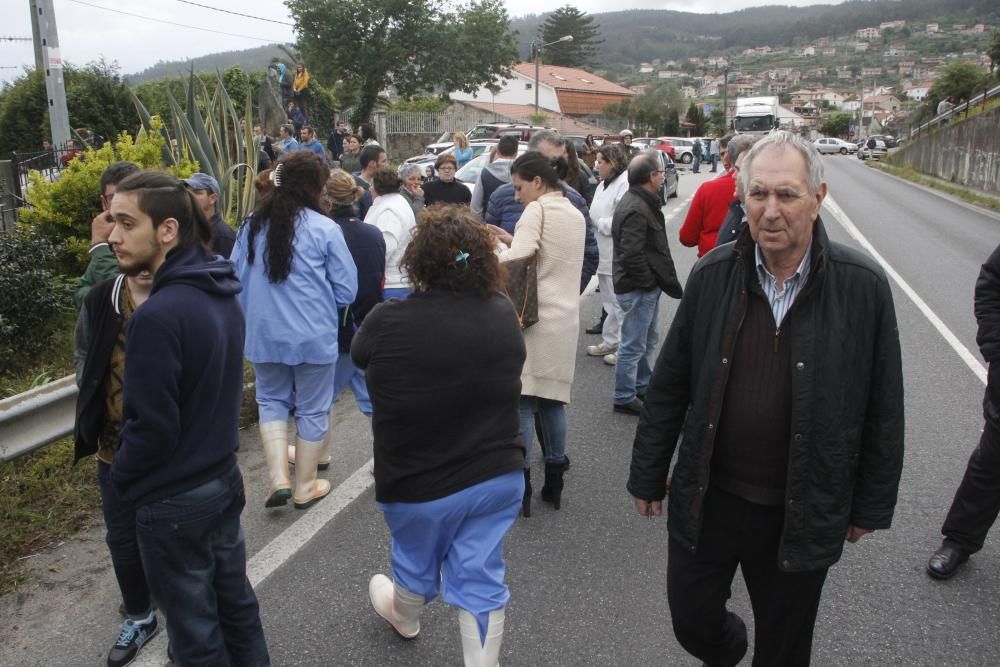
left=536, top=5, right=603, bottom=68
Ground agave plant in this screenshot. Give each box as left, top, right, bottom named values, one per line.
left=130, top=67, right=259, bottom=223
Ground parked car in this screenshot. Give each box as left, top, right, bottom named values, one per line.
left=645, top=148, right=679, bottom=203
left=455, top=142, right=531, bottom=194
left=856, top=138, right=887, bottom=161
left=662, top=137, right=696, bottom=164
left=813, top=137, right=858, bottom=155
left=425, top=123, right=548, bottom=154
left=404, top=140, right=504, bottom=167
left=870, top=134, right=897, bottom=148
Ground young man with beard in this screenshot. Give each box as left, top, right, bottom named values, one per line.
left=107, top=171, right=269, bottom=666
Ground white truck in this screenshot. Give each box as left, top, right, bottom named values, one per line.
left=732, top=96, right=780, bottom=136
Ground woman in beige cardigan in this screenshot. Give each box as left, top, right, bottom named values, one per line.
left=491, top=151, right=585, bottom=517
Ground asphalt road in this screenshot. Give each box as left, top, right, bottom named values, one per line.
left=4, top=158, right=1000, bottom=666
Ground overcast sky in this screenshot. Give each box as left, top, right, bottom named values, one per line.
left=2, top=0, right=838, bottom=85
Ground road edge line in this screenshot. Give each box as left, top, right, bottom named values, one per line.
left=824, top=193, right=986, bottom=386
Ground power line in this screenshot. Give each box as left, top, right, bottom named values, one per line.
left=172, top=0, right=294, bottom=27
left=66, top=0, right=278, bottom=43
left=1, top=36, right=33, bottom=42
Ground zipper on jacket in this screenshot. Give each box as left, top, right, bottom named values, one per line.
left=774, top=327, right=780, bottom=352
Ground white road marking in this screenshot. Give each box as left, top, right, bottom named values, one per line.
left=824, top=193, right=986, bottom=386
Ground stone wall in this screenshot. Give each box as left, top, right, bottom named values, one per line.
left=384, top=134, right=438, bottom=162
left=891, top=107, right=1000, bottom=196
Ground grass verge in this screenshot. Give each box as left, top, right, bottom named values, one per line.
left=0, top=438, right=101, bottom=594
left=869, top=161, right=1000, bottom=212
left=0, top=363, right=259, bottom=596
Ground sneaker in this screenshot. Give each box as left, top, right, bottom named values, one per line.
left=603, top=352, right=617, bottom=366
left=108, top=615, right=159, bottom=667
left=587, top=342, right=617, bottom=357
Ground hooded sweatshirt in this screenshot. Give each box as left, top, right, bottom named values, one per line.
left=111, top=244, right=245, bottom=505
left=471, top=158, right=513, bottom=218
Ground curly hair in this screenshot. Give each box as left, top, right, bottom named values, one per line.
left=400, top=207, right=507, bottom=297
left=246, top=151, right=329, bottom=283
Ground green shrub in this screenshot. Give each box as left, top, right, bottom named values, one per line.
left=16, top=119, right=197, bottom=276
left=0, top=229, right=74, bottom=376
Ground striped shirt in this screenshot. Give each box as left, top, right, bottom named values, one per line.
left=755, top=244, right=812, bottom=326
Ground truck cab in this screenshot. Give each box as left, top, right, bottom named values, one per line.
left=732, top=97, right=780, bottom=136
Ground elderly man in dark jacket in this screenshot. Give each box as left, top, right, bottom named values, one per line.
left=627, top=132, right=904, bottom=667
left=610, top=152, right=683, bottom=416
left=928, top=242, right=1000, bottom=579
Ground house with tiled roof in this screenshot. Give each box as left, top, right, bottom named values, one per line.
left=450, top=63, right=635, bottom=116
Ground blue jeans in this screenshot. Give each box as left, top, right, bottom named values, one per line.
left=97, top=461, right=152, bottom=616
left=519, top=396, right=567, bottom=466
left=710, top=154, right=719, bottom=172
left=692, top=155, right=701, bottom=173
left=135, top=465, right=269, bottom=667
left=333, top=353, right=372, bottom=416
left=614, top=289, right=661, bottom=403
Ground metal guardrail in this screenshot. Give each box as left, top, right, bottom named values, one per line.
left=0, top=375, right=77, bottom=463
left=910, top=83, right=1000, bottom=139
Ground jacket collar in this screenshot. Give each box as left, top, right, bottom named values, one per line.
left=734, top=215, right=830, bottom=285
left=629, top=184, right=662, bottom=212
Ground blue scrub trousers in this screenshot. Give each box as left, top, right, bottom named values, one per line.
left=253, top=361, right=335, bottom=441
left=378, top=470, right=524, bottom=641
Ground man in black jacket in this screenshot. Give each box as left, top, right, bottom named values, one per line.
left=928, top=242, right=1000, bottom=579
left=74, top=269, right=156, bottom=667
left=610, top=153, right=683, bottom=416
left=627, top=132, right=904, bottom=666
left=107, top=171, right=269, bottom=665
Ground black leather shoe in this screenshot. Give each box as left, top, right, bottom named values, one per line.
left=927, top=543, right=969, bottom=580
left=585, top=321, right=603, bottom=334
left=613, top=398, right=644, bottom=416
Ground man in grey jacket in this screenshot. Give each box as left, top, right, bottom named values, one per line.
left=471, top=135, right=518, bottom=218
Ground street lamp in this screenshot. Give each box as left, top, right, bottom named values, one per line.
left=531, top=35, right=573, bottom=115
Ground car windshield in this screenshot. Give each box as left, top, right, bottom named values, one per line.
left=434, top=132, right=453, bottom=144
left=456, top=154, right=489, bottom=183
left=734, top=116, right=773, bottom=133
left=467, top=126, right=496, bottom=141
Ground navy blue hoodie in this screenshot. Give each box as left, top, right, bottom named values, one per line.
left=111, top=244, right=245, bottom=505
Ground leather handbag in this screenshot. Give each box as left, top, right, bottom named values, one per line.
left=503, top=204, right=545, bottom=330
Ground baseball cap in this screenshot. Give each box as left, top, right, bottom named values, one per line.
left=183, top=173, right=221, bottom=196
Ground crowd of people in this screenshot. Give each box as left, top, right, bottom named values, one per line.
left=72, top=118, right=1000, bottom=667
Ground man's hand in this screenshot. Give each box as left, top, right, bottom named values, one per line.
left=91, top=210, right=116, bottom=244
left=633, top=498, right=663, bottom=518
left=846, top=526, right=873, bottom=543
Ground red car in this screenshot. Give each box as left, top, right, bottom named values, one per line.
left=632, top=137, right=676, bottom=161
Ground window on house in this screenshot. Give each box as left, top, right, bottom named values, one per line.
left=525, top=83, right=532, bottom=90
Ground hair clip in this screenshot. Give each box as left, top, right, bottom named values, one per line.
left=454, top=250, right=470, bottom=265
left=270, top=163, right=283, bottom=188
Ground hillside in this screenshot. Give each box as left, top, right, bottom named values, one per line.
left=123, top=0, right=998, bottom=83
left=126, top=45, right=290, bottom=84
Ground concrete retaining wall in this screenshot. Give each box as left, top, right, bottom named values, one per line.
left=891, top=107, right=1000, bottom=196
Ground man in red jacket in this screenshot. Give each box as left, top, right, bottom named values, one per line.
left=679, top=135, right=756, bottom=257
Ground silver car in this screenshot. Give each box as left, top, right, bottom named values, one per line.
left=813, top=137, right=857, bottom=155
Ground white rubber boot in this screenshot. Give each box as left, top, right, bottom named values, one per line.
left=288, top=408, right=334, bottom=470
left=459, top=608, right=504, bottom=667
left=259, top=421, right=291, bottom=508
left=291, top=437, right=332, bottom=509
left=369, top=574, right=422, bottom=639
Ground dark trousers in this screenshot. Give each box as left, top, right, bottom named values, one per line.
left=97, top=461, right=152, bottom=616
left=135, top=465, right=269, bottom=667
left=667, top=487, right=828, bottom=667
left=942, top=420, right=1000, bottom=553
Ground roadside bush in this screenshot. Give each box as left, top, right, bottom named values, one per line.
left=17, top=119, right=197, bottom=276
left=0, top=229, right=73, bottom=376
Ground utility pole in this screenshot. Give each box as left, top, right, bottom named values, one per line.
left=722, top=66, right=729, bottom=132
left=30, top=0, right=71, bottom=149
left=28, top=1, right=43, bottom=70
